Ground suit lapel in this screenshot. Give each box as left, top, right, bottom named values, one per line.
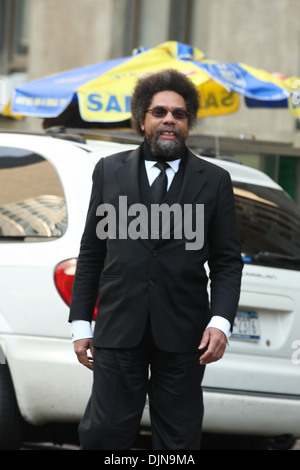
left=116, top=147, right=141, bottom=206
left=178, top=149, right=206, bottom=205
left=115, top=147, right=152, bottom=245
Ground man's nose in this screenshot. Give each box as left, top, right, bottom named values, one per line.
left=162, top=110, right=176, bottom=123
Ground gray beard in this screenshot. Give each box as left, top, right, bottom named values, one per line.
left=149, top=128, right=186, bottom=160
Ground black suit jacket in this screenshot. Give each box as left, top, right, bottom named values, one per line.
left=69, top=146, right=243, bottom=353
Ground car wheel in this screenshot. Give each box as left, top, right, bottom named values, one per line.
left=0, top=359, right=24, bottom=449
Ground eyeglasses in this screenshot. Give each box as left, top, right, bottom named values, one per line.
left=146, top=106, right=189, bottom=120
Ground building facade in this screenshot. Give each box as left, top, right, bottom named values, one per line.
left=1, top=0, right=300, bottom=201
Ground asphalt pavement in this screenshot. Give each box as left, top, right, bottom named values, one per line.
left=20, top=435, right=300, bottom=450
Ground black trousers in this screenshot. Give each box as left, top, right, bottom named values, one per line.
left=78, top=321, right=205, bottom=450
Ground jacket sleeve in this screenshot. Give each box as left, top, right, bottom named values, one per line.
left=207, top=170, right=243, bottom=328
left=68, top=158, right=107, bottom=323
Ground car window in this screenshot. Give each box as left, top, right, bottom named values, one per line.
left=0, top=146, right=67, bottom=242
left=234, top=182, right=300, bottom=269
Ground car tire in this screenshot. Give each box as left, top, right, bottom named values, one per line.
left=0, top=359, right=24, bottom=450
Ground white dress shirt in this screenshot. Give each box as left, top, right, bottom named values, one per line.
left=71, top=158, right=231, bottom=343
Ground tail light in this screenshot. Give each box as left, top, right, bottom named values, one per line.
left=54, top=258, right=98, bottom=320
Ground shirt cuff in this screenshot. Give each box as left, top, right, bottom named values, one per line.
left=206, top=316, right=231, bottom=344
left=71, top=316, right=232, bottom=344
left=71, top=320, right=93, bottom=343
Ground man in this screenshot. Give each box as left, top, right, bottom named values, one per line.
left=69, top=69, right=243, bottom=450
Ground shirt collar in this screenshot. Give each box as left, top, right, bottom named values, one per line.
left=145, top=158, right=181, bottom=173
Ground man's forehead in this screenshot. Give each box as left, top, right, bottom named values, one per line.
left=150, top=91, right=186, bottom=108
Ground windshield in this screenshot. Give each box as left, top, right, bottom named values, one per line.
left=234, top=182, right=300, bottom=270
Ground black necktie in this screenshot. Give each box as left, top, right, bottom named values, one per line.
left=151, top=161, right=169, bottom=203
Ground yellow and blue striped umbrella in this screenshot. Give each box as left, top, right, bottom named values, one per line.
left=6, top=41, right=300, bottom=123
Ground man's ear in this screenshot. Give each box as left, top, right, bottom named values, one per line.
left=140, top=121, right=145, bottom=131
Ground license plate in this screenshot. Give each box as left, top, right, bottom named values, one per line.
left=231, top=310, right=260, bottom=341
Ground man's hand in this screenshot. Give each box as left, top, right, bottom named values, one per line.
left=198, top=327, right=227, bottom=365
left=74, top=338, right=94, bottom=371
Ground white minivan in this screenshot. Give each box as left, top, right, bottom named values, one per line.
left=0, top=131, right=299, bottom=450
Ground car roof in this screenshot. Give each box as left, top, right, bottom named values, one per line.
left=199, top=155, right=281, bottom=189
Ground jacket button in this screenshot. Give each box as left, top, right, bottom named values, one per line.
left=148, top=280, right=155, bottom=287
left=152, top=250, right=157, bottom=257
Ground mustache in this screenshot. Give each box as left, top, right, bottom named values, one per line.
left=155, top=125, right=182, bottom=137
